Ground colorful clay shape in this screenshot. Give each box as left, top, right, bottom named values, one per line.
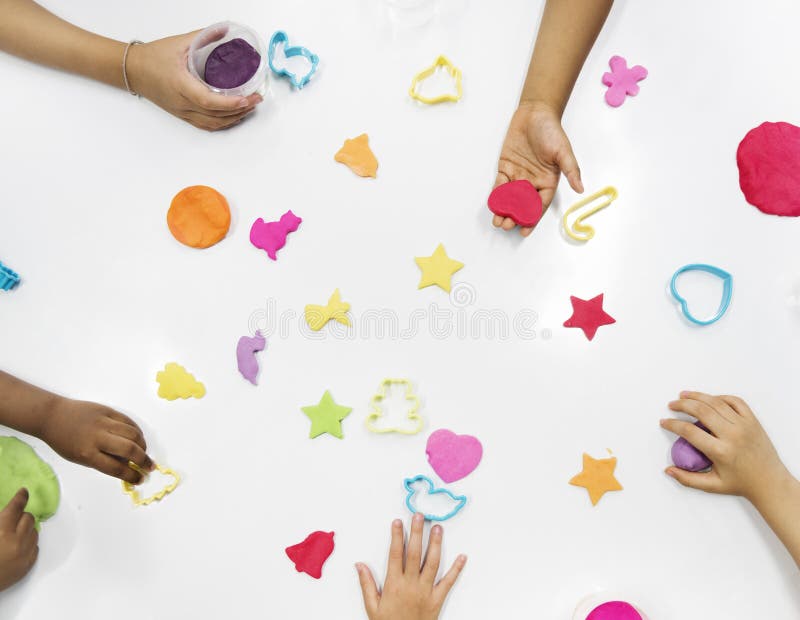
left=167, top=185, right=231, bottom=249
left=602, top=55, right=647, bottom=107
left=409, top=55, right=463, bottom=104
left=236, top=331, right=266, bottom=385
left=587, top=601, right=643, bottom=620
left=156, top=363, right=206, bottom=400
left=0, top=437, right=59, bottom=529
left=737, top=122, right=800, bottom=217
left=404, top=474, right=467, bottom=522
left=250, top=210, right=302, bottom=260
left=301, top=391, right=352, bottom=439
left=415, top=243, right=464, bottom=293
left=304, top=289, right=351, bottom=332
left=268, top=30, right=319, bottom=89
left=671, top=422, right=712, bottom=472
left=285, top=531, right=335, bottom=579
left=569, top=453, right=623, bottom=506
left=487, top=180, right=543, bottom=228
left=204, top=37, right=261, bottom=89
left=425, top=429, right=483, bottom=483
left=563, top=294, right=616, bottom=341
left=335, top=134, right=378, bottom=178
left=0, top=261, right=20, bottom=291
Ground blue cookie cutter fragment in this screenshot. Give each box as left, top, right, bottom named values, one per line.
left=0, top=262, right=20, bottom=291
left=267, top=30, right=319, bottom=89
left=403, top=474, right=467, bottom=522
left=670, top=263, right=732, bottom=326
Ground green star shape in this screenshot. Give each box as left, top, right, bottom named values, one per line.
left=301, top=390, right=352, bottom=439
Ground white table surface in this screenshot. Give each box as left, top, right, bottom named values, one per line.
left=2, top=0, right=800, bottom=618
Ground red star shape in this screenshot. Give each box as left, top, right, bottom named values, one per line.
left=563, top=293, right=616, bottom=340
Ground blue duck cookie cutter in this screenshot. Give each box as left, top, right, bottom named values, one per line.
left=0, top=262, right=20, bottom=291
left=670, top=263, right=732, bottom=326
left=267, top=30, right=319, bottom=89
left=404, top=474, right=467, bottom=522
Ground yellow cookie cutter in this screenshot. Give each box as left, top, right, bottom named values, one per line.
left=122, top=461, right=181, bottom=506
left=561, top=186, right=618, bottom=242
left=365, top=379, right=424, bottom=435
left=409, top=55, right=463, bottom=105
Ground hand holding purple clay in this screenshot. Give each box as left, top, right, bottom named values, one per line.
left=204, top=38, right=261, bottom=89
left=671, top=422, right=713, bottom=472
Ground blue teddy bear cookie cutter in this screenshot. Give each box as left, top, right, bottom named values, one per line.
left=267, top=30, right=319, bottom=89
left=669, top=263, right=733, bottom=326
left=403, top=474, right=467, bottom=522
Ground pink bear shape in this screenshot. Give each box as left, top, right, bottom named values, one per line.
left=602, top=55, right=647, bottom=107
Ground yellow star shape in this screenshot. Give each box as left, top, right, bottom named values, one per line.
left=415, top=243, right=464, bottom=292
left=569, top=453, right=623, bottom=506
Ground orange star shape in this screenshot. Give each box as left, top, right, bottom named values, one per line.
left=569, top=453, right=623, bottom=506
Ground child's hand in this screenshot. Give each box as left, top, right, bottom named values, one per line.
left=493, top=101, right=584, bottom=236
left=41, top=399, right=153, bottom=484
left=0, top=489, right=39, bottom=592
left=661, top=391, right=790, bottom=501
left=356, top=514, right=466, bottom=620
left=127, top=31, right=263, bottom=131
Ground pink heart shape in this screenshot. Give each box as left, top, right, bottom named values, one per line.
left=487, top=180, right=543, bottom=228
left=426, top=429, right=483, bottom=483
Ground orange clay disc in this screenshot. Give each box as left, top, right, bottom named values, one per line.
left=167, top=185, right=231, bottom=249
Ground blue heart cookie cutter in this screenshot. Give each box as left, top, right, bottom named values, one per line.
left=404, top=474, right=467, bottom=522
left=670, top=263, right=732, bottom=326
left=0, top=261, right=20, bottom=291
left=267, top=30, right=319, bottom=89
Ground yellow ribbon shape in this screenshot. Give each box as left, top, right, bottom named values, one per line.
left=304, top=289, right=352, bottom=332
left=562, top=186, right=618, bottom=242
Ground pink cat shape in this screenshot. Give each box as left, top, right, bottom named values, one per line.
left=250, top=210, right=302, bottom=260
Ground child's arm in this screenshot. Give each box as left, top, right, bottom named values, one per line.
left=356, top=514, right=466, bottom=620
left=0, top=370, right=153, bottom=484
left=0, top=0, right=261, bottom=130
left=662, top=391, right=800, bottom=568
left=493, top=0, right=613, bottom=236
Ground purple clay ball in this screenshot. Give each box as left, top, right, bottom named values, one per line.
left=204, top=38, right=261, bottom=89
left=671, top=422, right=713, bottom=472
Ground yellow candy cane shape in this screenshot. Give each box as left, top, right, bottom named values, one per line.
left=562, top=186, right=619, bottom=242
left=122, top=461, right=181, bottom=506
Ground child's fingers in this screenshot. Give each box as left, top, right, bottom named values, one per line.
left=520, top=226, right=534, bottom=237
left=0, top=488, right=29, bottom=527
left=93, top=454, right=143, bottom=484
left=668, top=398, right=728, bottom=436
left=386, top=519, right=405, bottom=579
left=660, top=418, right=719, bottom=456
left=679, top=391, right=738, bottom=423
left=492, top=215, right=504, bottom=227
left=16, top=511, right=36, bottom=540
left=493, top=171, right=511, bottom=189
left=183, top=110, right=250, bottom=132
left=355, top=563, right=380, bottom=616
left=107, top=420, right=147, bottom=452
left=406, top=513, right=425, bottom=572
left=555, top=144, right=583, bottom=194
left=501, top=218, right=515, bottom=231
left=100, top=435, right=152, bottom=471
left=665, top=467, right=724, bottom=493
left=421, top=524, right=443, bottom=585
left=434, top=554, right=467, bottom=601
left=719, top=395, right=754, bottom=419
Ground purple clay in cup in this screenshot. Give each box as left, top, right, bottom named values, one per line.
left=204, top=38, right=261, bottom=89
left=671, top=422, right=713, bottom=472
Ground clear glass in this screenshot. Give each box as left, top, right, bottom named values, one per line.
left=188, top=21, right=268, bottom=97
left=384, top=0, right=437, bottom=27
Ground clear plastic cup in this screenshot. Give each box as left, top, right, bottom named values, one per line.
left=188, top=21, right=268, bottom=97
left=384, top=0, right=437, bottom=27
